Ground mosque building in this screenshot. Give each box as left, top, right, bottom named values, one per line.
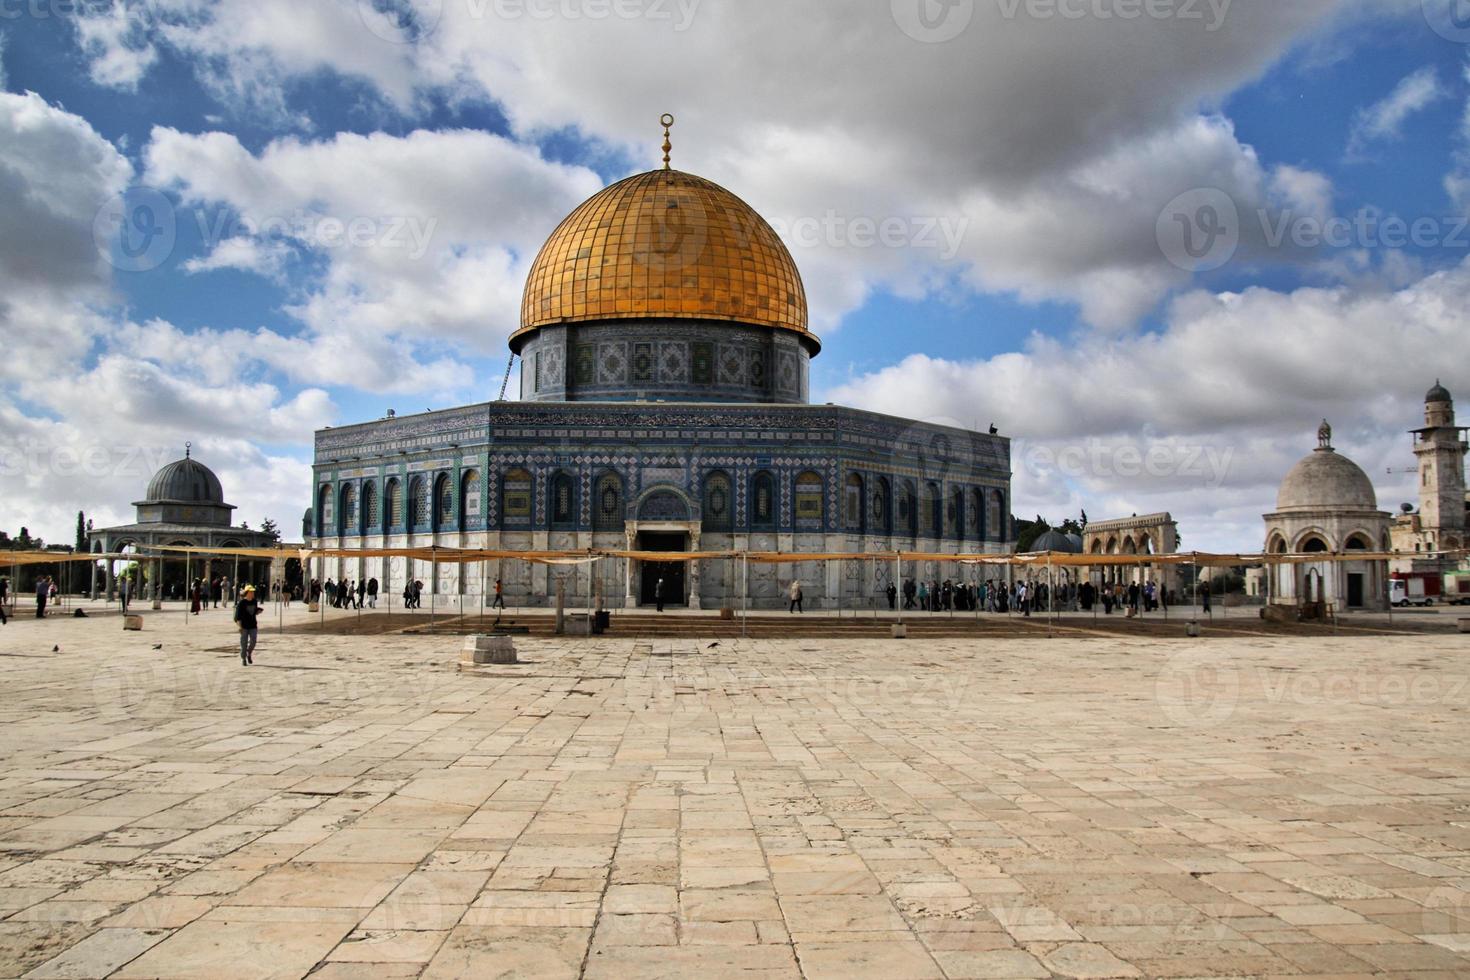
left=1263, top=420, right=1392, bottom=612
left=304, top=120, right=1014, bottom=609
left=88, top=447, right=280, bottom=599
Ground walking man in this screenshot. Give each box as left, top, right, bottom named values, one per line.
left=886, top=582, right=897, bottom=610
left=788, top=579, right=803, bottom=614
left=119, top=575, right=130, bottom=614
left=492, top=578, right=505, bottom=609
left=234, top=585, right=260, bottom=666
left=35, top=576, right=49, bottom=618
left=654, top=577, right=666, bottom=613
left=367, top=577, right=378, bottom=609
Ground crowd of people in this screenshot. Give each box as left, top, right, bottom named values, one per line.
left=888, top=577, right=1189, bottom=618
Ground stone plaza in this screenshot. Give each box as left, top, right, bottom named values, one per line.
left=0, top=603, right=1468, bottom=978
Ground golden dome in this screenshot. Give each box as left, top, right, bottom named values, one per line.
left=513, top=169, right=814, bottom=352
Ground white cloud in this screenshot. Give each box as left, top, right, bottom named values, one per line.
left=826, top=259, right=1470, bottom=550
left=0, top=92, right=341, bottom=544
left=143, top=125, right=603, bottom=373
left=1348, top=66, right=1445, bottom=156
left=69, top=0, right=1410, bottom=330
left=182, top=236, right=292, bottom=280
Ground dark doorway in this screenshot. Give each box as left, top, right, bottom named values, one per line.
left=639, top=532, right=688, bottom=606
left=1347, top=573, right=1364, bottom=608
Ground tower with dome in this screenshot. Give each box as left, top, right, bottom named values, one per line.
left=1390, top=381, right=1469, bottom=562
left=304, top=117, right=1014, bottom=609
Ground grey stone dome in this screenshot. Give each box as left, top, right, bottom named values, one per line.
left=145, top=455, right=225, bottom=504
left=1029, top=528, right=1083, bottom=554
left=1427, top=380, right=1452, bottom=403
left=1276, top=447, right=1378, bottom=512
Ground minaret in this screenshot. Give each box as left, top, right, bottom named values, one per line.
left=1413, top=381, right=1467, bottom=537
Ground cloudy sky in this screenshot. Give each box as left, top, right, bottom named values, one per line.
left=1, top=0, right=1467, bottom=550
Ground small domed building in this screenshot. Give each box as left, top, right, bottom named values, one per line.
left=305, top=121, right=1014, bottom=609
left=1263, top=421, right=1391, bottom=611
left=89, top=447, right=279, bottom=599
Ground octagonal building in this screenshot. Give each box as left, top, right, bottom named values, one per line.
left=306, top=137, right=1013, bottom=609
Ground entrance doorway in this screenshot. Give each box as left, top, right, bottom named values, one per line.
left=1347, top=573, right=1364, bottom=608
left=638, top=531, right=688, bottom=606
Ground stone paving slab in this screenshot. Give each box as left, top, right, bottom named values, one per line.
left=0, top=606, right=1466, bottom=977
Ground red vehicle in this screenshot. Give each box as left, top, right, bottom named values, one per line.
left=1391, top=572, right=1443, bottom=607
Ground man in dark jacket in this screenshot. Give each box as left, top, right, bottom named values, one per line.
left=234, top=585, right=260, bottom=666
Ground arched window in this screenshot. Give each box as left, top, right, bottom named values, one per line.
left=317, top=484, right=333, bottom=538
left=844, top=473, right=865, bottom=533
left=794, top=471, right=824, bottom=525
left=408, top=476, right=428, bottom=533
left=433, top=474, right=454, bottom=532
left=384, top=478, right=401, bottom=532
left=551, top=472, right=576, bottom=528
left=362, top=482, right=378, bottom=534
left=1301, top=535, right=1329, bottom=553
left=922, top=482, right=942, bottom=538
left=339, top=484, right=357, bottom=535
left=897, top=481, right=916, bottom=537
left=1345, top=534, right=1370, bottom=551
left=989, top=489, right=1006, bottom=541
left=503, top=468, right=532, bottom=527
left=750, top=471, right=776, bottom=530
left=594, top=472, right=624, bottom=531
left=871, top=477, right=890, bottom=536
left=950, top=487, right=964, bottom=541
left=461, top=470, right=481, bottom=527
left=968, top=488, right=982, bottom=539
left=703, top=471, right=733, bottom=531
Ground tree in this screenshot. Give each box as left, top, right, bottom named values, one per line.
left=75, top=512, right=87, bottom=553
left=1014, top=515, right=1051, bottom=553
left=260, top=518, right=281, bottom=542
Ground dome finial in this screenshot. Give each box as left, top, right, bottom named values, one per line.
left=185, top=441, right=191, bottom=459
left=660, top=113, right=675, bottom=170
left=1317, top=419, right=1332, bottom=450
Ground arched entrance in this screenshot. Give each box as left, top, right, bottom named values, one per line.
left=631, top=489, right=695, bottom=607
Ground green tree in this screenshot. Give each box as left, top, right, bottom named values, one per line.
left=260, top=518, right=281, bottom=542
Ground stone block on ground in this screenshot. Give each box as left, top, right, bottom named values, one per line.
left=460, top=635, right=517, bottom=666
left=122, top=615, right=143, bottom=631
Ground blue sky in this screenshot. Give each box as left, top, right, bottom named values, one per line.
left=2, top=0, right=1469, bottom=549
